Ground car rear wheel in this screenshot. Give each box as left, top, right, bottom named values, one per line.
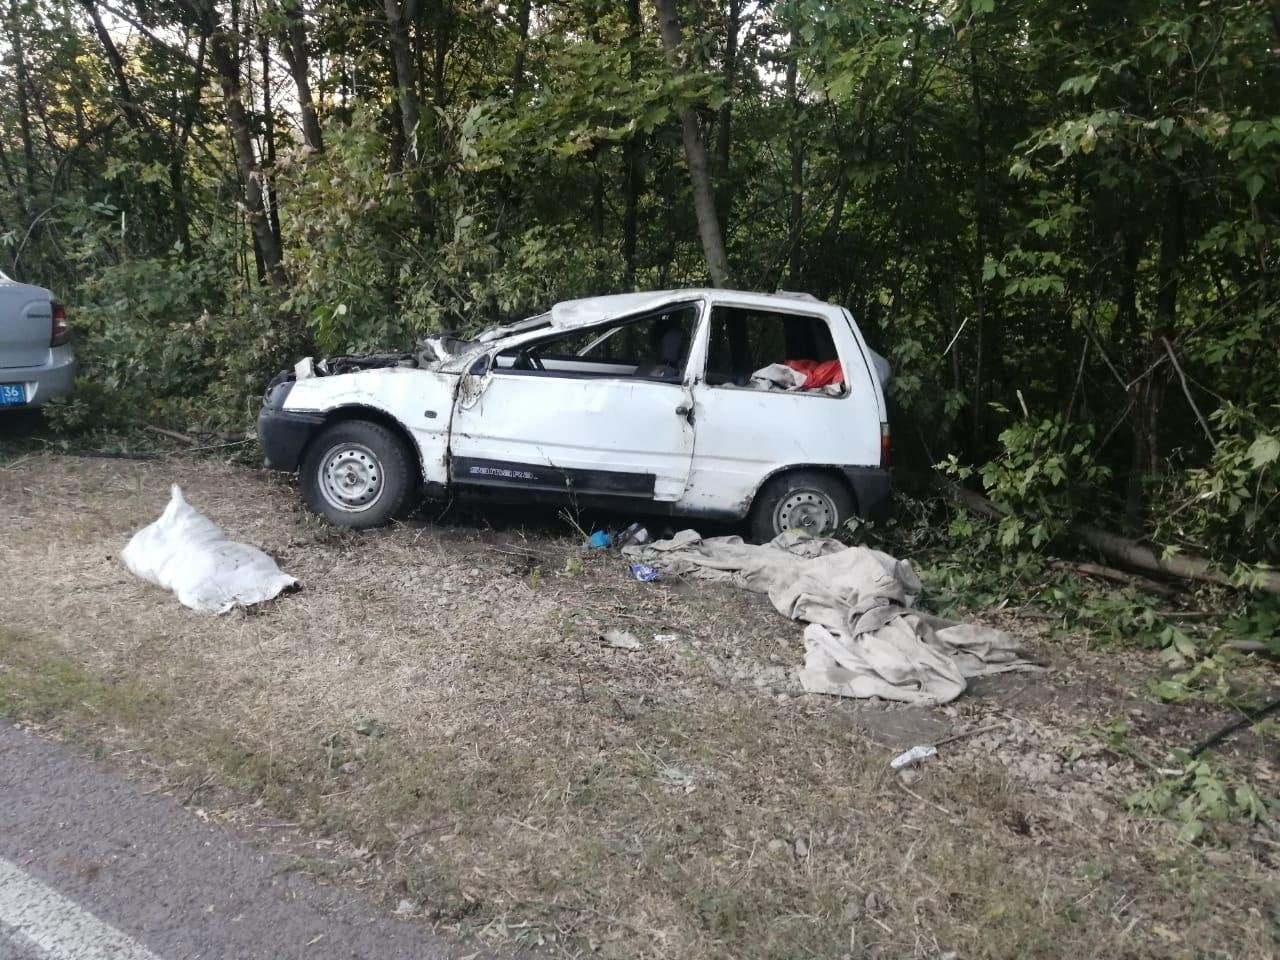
left=300, top=420, right=416, bottom=528
left=749, top=470, right=853, bottom=542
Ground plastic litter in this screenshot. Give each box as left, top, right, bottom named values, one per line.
left=588, top=530, right=612, bottom=549
left=889, top=744, right=938, bottom=770
left=629, top=562, right=660, bottom=582
left=617, top=522, right=651, bottom=548
left=604, top=628, right=642, bottom=650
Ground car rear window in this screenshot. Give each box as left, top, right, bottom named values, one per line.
left=704, top=306, right=840, bottom=388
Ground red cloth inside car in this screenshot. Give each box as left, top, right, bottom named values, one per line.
left=784, top=359, right=844, bottom=388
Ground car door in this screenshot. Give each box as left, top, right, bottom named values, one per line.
left=679, top=299, right=882, bottom=514
left=447, top=301, right=703, bottom=502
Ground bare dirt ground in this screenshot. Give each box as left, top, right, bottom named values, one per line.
left=1, top=452, right=1277, bottom=959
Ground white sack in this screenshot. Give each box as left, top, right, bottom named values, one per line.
left=623, top=531, right=1037, bottom=704
left=122, top=485, right=299, bottom=613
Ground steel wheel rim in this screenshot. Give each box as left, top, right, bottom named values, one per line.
left=774, top=489, right=837, bottom=535
left=318, top=442, right=384, bottom=513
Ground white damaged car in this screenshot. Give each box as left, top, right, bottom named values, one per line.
left=258, top=289, right=891, bottom=540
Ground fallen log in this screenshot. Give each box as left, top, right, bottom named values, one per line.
left=910, top=469, right=1280, bottom=595
left=1076, top=526, right=1280, bottom=596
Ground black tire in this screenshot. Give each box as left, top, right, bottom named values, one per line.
left=299, top=419, right=417, bottom=528
left=749, top=470, right=854, bottom=542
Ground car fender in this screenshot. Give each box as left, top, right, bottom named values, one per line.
left=283, top=368, right=458, bottom=486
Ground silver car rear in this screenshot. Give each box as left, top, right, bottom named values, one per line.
left=0, top=270, right=75, bottom=408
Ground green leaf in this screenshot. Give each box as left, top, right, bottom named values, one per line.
left=1246, top=434, right=1279, bottom=468
left=1245, top=172, right=1264, bottom=199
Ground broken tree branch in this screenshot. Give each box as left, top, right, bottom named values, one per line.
left=1048, top=559, right=1177, bottom=598
left=1074, top=526, right=1280, bottom=595
left=145, top=424, right=197, bottom=445
left=1161, top=336, right=1217, bottom=450
left=911, top=470, right=1280, bottom=595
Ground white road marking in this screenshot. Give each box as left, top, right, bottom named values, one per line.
left=0, top=857, right=164, bottom=960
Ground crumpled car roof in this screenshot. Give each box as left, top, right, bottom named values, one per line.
left=549, top=290, right=698, bottom=329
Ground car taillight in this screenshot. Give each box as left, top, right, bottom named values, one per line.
left=50, top=301, right=70, bottom=346
left=880, top=422, right=891, bottom=468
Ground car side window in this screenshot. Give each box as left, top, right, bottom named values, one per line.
left=703, top=306, right=846, bottom=396
left=492, top=303, right=700, bottom=382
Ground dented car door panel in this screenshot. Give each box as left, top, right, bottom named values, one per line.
left=448, top=374, right=695, bottom=500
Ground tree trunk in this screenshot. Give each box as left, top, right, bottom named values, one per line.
left=510, top=0, right=531, bottom=95
left=622, top=0, right=643, bottom=287
left=80, top=0, right=146, bottom=131
left=257, top=25, right=283, bottom=249
left=170, top=33, right=206, bottom=254
left=1125, top=181, right=1184, bottom=526
left=652, top=0, right=731, bottom=287
left=6, top=0, right=38, bottom=189
left=590, top=144, right=605, bottom=240
left=430, top=0, right=448, bottom=109
left=713, top=0, right=740, bottom=231
left=208, top=24, right=285, bottom=284
left=383, top=0, right=421, bottom=154
left=281, top=2, right=323, bottom=151
left=785, top=25, right=803, bottom=285
left=967, top=33, right=999, bottom=456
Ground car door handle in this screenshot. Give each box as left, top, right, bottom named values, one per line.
left=675, top=404, right=694, bottom=425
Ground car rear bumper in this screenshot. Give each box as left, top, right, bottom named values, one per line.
left=841, top=466, right=892, bottom=523
left=0, top=346, right=75, bottom=408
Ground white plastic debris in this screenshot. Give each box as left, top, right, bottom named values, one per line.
left=889, top=744, right=938, bottom=770
left=121, top=485, right=299, bottom=614
left=603, top=628, right=642, bottom=650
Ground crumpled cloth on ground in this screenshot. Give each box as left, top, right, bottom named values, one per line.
left=122, top=485, right=299, bottom=613
left=623, top=530, right=1038, bottom=704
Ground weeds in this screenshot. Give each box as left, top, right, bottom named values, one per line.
left=1129, top=752, right=1277, bottom=843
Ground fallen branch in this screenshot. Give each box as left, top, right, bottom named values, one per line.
left=1189, top=695, right=1280, bottom=757
left=1049, top=559, right=1177, bottom=598
left=145, top=424, right=197, bottom=445
left=1075, top=526, right=1280, bottom=595
left=1161, top=337, right=1217, bottom=451
left=913, top=470, right=1280, bottom=595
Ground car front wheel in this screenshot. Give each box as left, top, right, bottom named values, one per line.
left=749, top=470, right=853, bottom=542
left=300, top=419, right=416, bottom=528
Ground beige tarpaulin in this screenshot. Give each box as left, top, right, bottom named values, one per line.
left=623, top=530, right=1038, bottom=704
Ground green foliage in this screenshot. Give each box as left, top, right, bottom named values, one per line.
left=1129, top=752, right=1274, bottom=844
left=940, top=412, right=1110, bottom=550
left=1156, top=404, right=1280, bottom=565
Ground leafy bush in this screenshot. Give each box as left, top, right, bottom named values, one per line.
left=1155, top=404, right=1280, bottom=566
left=940, top=409, right=1110, bottom=550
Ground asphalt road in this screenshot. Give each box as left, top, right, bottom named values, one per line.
left=0, top=722, right=518, bottom=960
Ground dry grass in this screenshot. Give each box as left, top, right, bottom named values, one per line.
left=0, top=452, right=1276, bottom=958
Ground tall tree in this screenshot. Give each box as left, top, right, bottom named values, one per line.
left=383, top=0, right=421, bottom=158
left=181, top=0, right=285, bottom=283
left=279, top=0, right=322, bottom=152
left=652, top=0, right=730, bottom=287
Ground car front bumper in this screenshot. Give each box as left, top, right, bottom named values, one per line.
left=0, top=346, right=75, bottom=408
left=257, top=381, right=325, bottom=471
